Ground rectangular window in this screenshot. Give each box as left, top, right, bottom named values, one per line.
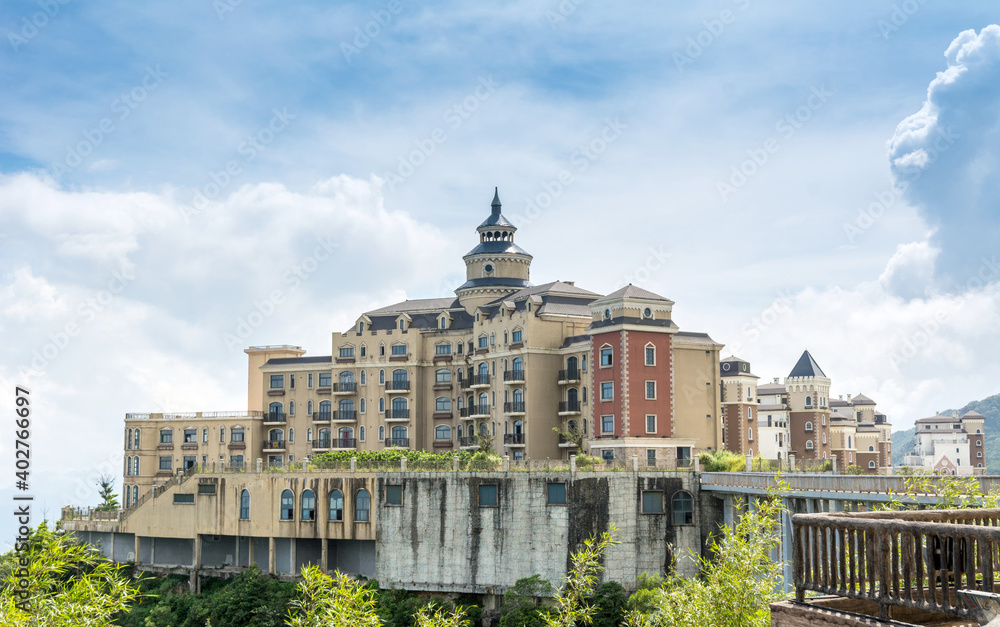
left=601, top=415, right=614, bottom=434
left=183, top=456, right=196, bottom=470
left=270, top=374, right=284, bottom=389
left=173, top=493, right=194, bottom=504
left=436, top=344, right=452, bottom=355
left=601, top=382, right=613, bottom=400
left=513, top=450, right=524, bottom=460
left=290, top=374, right=295, bottom=389
left=600, top=347, right=612, bottom=367
left=159, top=456, right=172, bottom=471
left=646, top=415, right=656, bottom=433
left=479, top=484, right=498, bottom=507
left=512, top=329, right=522, bottom=343
left=547, top=482, right=567, bottom=506
left=308, top=373, right=314, bottom=388
left=645, top=346, right=655, bottom=365
left=645, top=381, right=656, bottom=400
left=339, top=346, right=355, bottom=358
left=203, top=429, right=208, bottom=443
left=230, top=455, right=244, bottom=468
left=647, top=449, right=656, bottom=465
left=184, top=429, right=196, bottom=443
left=602, top=449, right=614, bottom=461
left=231, top=428, right=244, bottom=443
left=391, top=344, right=407, bottom=356
left=220, top=428, right=225, bottom=443
left=197, top=483, right=216, bottom=494
left=642, top=491, right=664, bottom=514
left=319, top=373, right=332, bottom=387
left=478, top=336, right=488, bottom=349
left=582, top=355, right=587, bottom=372
left=386, top=484, right=403, bottom=506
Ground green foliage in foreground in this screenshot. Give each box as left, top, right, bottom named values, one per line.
left=698, top=450, right=746, bottom=472
left=311, top=449, right=502, bottom=467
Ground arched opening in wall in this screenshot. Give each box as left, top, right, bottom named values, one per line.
left=301, top=489, right=316, bottom=521
left=329, top=489, right=343, bottom=521
left=280, top=490, right=294, bottom=520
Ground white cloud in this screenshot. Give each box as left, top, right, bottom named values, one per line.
left=878, top=241, right=938, bottom=299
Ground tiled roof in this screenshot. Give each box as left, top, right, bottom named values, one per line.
left=851, top=393, right=876, bottom=406
left=788, top=350, right=827, bottom=378
left=366, top=298, right=459, bottom=315
left=593, top=284, right=673, bottom=304
left=264, top=355, right=332, bottom=366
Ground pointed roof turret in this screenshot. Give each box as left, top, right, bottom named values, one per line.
left=788, top=350, right=827, bottom=378
left=491, top=187, right=501, bottom=214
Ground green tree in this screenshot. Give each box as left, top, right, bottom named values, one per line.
left=0, top=521, right=141, bottom=627
left=542, top=529, right=618, bottom=627
left=591, top=581, right=628, bottom=627
left=96, top=474, right=120, bottom=512
left=499, top=575, right=552, bottom=627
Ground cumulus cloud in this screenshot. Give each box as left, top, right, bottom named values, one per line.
left=887, top=25, right=1000, bottom=289
left=878, top=241, right=938, bottom=299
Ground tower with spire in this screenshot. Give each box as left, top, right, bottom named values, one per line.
left=454, top=188, right=533, bottom=312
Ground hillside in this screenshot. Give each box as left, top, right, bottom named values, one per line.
left=891, top=392, right=1000, bottom=474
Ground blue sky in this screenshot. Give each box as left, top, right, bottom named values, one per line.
left=1, top=1, right=999, bottom=544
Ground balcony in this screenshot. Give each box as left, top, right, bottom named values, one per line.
left=331, top=410, right=357, bottom=422
left=384, top=437, right=410, bottom=448
left=262, top=439, right=286, bottom=452
left=312, top=438, right=331, bottom=451
left=469, top=374, right=491, bottom=389
left=181, top=442, right=199, bottom=450
left=312, top=412, right=332, bottom=424
left=389, top=353, right=409, bottom=362
left=503, top=433, right=525, bottom=447
left=503, top=401, right=525, bottom=415
left=458, top=436, right=479, bottom=449
left=267, top=388, right=285, bottom=396
left=558, top=369, right=581, bottom=385
left=330, top=438, right=357, bottom=450
left=385, top=380, right=410, bottom=393
left=469, top=404, right=490, bottom=419
left=316, top=383, right=332, bottom=394
left=558, top=434, right=578, bottom=448
left=433, top=382, right=453, bottom=391
left=332, top=382, right=356, bottom=395
left=433, top=353, right=453, bottom=363
left=775, top=508, right=1000, bottom=626
left=558, top=401, right=581, bottom=416
left=263, top=412, right=286, bottom=425
left=384, top=409, right=410, bottom=422
left=459, top=377, right=471, bottom=390
left=503, top=369, right=525, bottom=384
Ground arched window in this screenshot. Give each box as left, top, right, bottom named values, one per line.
left=805, top=395, right=812, bottom=407
left=513, top=420, right=523, bottom=434
left=379, top=369, right=385, bottom=384
left=748, top=428, right=753, bottom=441
left=132, top=485, right=138, bottom=504
left=360, top=398, right=366, bottom=413
left=479, top=423, right=488, bottom=436
left=748, top=407, right=753, bottom=419
left=269, top=402, right=283, bottom=419
left=379, top=425, right=385, bottom=440
left=392, top=369, right=407, bottom=385
left=134, top=429, right=140, bottom=448
left=329, top=489, right=344, bottom=521
left=355, top=489, right=370, bottom=522
left=379, top=344, right=385, bottom=357
left=319, top=400, right=332, bottom=419
left=512, top=357, right=523, bottom=374
left=567, top=356, right=578, bottom=376
left=360, top=426, right=366, bottom=441
left=672, top=491, right=694, bottom=525
left=289, top=401, right=295, bottom=416
left=478, top=392, right=488, bottom=410
left=568, top=387, right=579, bottom=409
left=280, top=489, right=294, bottom=520
left=308, top=400, right=314, bottom=415
left=340, top=371, right=354, bottom=386
left=391, top=425, right=407, bottom=440
left=806, top=441, right=814, bottom=450
left=339, top=398, right=355, bottom=414
left=133, top=457, right=139, bottom=476
left=848, top=436, right=852, bottom=449
left=478, top=362, right=489, bottom=379
left=436, top=397, right=451, bottom=411
left=240, top=489, right=250, bottom=520
left=125, top=486, right=131, bottom=507
left=457, top=425, right=464, bottom=439
left=868, top=461, right=876, bottom=469
left=289, top=427, right=295, bottom=443
left=301, top=489, right=316, bottom=521
left=821, top=432, right=826, bottom=444
left=358, top=321, right=365, bottom=333
left=512, top=388, right=523, bottom=406
left=307, top=427, right=313, bottom=442
left=268, top=428, right=284, bottom=443
left=318, top=428, right=331, bottom=446
left=436, top=425, right=451, bottom=440
left=868, top=445, right=874, bottom=452
left=339, top=427, right=354, bottom=443
left=379, top=398, right=385, bottom=412
left=805, top=422, right=813, bottom=432
left=361, top=370, right=366, bottom=384
left=436, top=369, right=451, bottom=383
left=392, top=397, right=407, bottom=412
left=127, top=428, right=133, bottom=449
left=125, top=457, right=131, bottom=476
left=360, top=344, right=366, bottom=357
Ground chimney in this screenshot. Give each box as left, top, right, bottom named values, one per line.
left=839, top=394, right=843, bottom=400
left=773, top=377, right=779, bottom=384
left=847, top=394, right=852, bottom=401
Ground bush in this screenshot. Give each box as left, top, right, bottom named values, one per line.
left=499, top=575, right=552, bottom=627
left=698, top=450, right=745, bottom=472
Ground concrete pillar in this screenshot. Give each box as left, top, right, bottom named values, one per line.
left=192, top=535, right=202, bottom=594
left=290, top=538, right=297, bottom=575
left=134, top=535, right=141, bottom=565
left=723, top=496, right=735, bottom=529
left=746, top=454, right=753, bottom=472
left=150, top=537, right=156, bottom=565
left=632, top=455, right=639, bottom=472
left=110, top=532, right=115, bottom=561
left=268, top=537, right=276, bottom=574
left=781, top=498, right=794, bottom=594
left=400, top=456, right=407, bottom=472
left=256, top=458, right=262, bottom=473
left=503, top=456, right=509, bottom=472
left=321, top=538, right=328, bottom=573
left=832, top=455, right=838, bottom=474
left=570, top=455, right=577, bottom=474
left=789, top=453, right=796, bottom=472
left=351, top=457, right=357, bottom=473
left=248, top=536, right=255, bottom=568
left=453, top=456, right=459, bottom=472
left=693, top=455, right=700, bottom=473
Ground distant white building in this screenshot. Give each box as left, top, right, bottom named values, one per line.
left=903, top=411, right=986, bottom=475
left=756, top=379, right=790, bottom=461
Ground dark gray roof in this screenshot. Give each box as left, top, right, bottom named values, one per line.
left=757, top=383, right=786, bottom=394
left=463, top=240, right=531, bottom=257
left=829, top=399, right=851, bottom=407
left=560, top=334, right=591, bottom=348
left=851, top=393, right=876, bottom=406
left=478, top=188, right=516, bottom=228
left=788, top=350, right=827, bottom=378
left=366, top=297, right=460, bottom=315
left=499, top=281, right=600, bottom=300
left=264, top=356, right=332, bottom=366
left=915, top=415, right=960, bottom=424
left=593, top=284, right=673, bottom=304
left=673, top=331, right=720, bottom=345
left=455, top=276, right=533, bottom=292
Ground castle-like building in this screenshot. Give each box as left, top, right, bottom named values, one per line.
left=121, top=190, right=728, bottom=505
left=719, top=351, right=895, bottom=473
left=903, top=411, right=986, bottom=475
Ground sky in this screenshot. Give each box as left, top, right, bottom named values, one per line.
left=1, top=1, right=999, bottom=546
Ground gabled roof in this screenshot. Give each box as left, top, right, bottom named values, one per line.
left=757, top=383, right=786, bottom=394
left=962, top=410, right=985, bottom=418
left=788, top=350, right=827, bottom=378
left=366, top=297, right=460, bottom=315
left=915, top=414, right=961, bottom=424
left=851, top=394, right=876, bottom=406
left=497, top=281, right=600, bottom=301
left=592, top=284, right=673, bottom=304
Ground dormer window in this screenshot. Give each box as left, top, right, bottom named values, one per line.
left=358, top=321, right=365, bottom=333
left=398, top=319, right=405, bottom=331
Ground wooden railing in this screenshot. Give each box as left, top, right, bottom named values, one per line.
left=702, top=472, right=1000, bottom=496
left=793, top=508, right=1000, bottom=620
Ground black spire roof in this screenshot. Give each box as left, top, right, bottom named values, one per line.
left=788, top=350, right=827, bottom=378
left=478, top=188, right=516, bottom=229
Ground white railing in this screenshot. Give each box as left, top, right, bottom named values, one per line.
left=701, top=472, right=1000, bottom=495
left=125, top=411, right=265, bottom=420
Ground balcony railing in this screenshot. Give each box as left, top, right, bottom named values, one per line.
left=332, top=382, right=356, bottom=393
left=458, top=436, right=478, bottom=448
left=558, top=434, right=578, bottom=447
left=470, top=404, right=489, bottom=418
left=503, top=369, right=525, bottom=383
left=312, top=412, right=332, bottom=422
left=504, top=433, right=525, bottom=445
left=504, top=402, right=525, bottom=414
left=264, top=412, right=286, bottom=423
left=459, top=377, right=471, bottom=390
left=558, top=369, right=581, bottom=384
left=263, top=439, right=285, bottom=450
left=331, top=438, right=357, bottom=449
left=385, top=409, right=410, bottom=420
left=792, top=508, right=1000, bottom=621
left=332, top=410, right=357, bottom=422
left=384, top=437, right=409, bottom=448
left=558, top=401, right=581, bottom=414
left=469, top=374, right=490, bottom=388
left=312, top=438, right=331, bottom=449
left=386, top=380, right=410, bottom=392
